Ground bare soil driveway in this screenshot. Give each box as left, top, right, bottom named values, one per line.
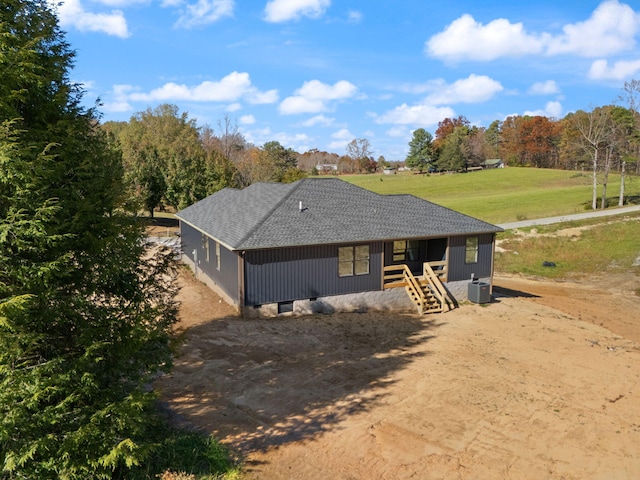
left=155, top=268, right=640, bottom=479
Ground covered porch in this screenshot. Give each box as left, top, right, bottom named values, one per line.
left=382, top=237, right=454, bottom=314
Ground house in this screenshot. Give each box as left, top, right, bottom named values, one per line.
left=316, top=163, right=338, bottom=173
left=383, top=166, right=396, bottom=175
left=176, top=178, right=502, bottom=317
left=482, top=159, right=505, bottom=169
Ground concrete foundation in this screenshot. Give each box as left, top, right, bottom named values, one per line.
left=242, top=277, right=492, bottom=318
left=243, top=287, right=417, bottom=318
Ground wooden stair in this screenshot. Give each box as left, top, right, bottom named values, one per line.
left=383, top=264, right=455, bottom=314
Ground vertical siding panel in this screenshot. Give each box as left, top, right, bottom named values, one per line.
left=448, top=233, right=493, bottom=282
left=244, top=242, right=382, bottom=306
left=179, top=222, right=239, bottom=303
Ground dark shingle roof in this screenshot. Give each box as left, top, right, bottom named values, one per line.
left=176, top=178, right=502, bottom=250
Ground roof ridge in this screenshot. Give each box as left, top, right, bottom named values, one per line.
left=233, top=179, right=305, bottom=249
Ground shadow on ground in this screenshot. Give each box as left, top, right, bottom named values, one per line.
left=493, top=285, right=540, bottom=299
left=156, top=311, right=443, bottom=455
left=146, top=216, right=179, bottom=228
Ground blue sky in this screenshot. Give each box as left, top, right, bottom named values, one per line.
left=53, top=0, right=640, bottom=160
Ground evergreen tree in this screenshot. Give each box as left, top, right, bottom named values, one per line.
left=0, top=1, right=178, bottom=478
left=405, top=128, right=433, bottom=172
left=436, top=126, right=470, bottom=172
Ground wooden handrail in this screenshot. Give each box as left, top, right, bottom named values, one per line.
left=383, top=263, right=453, bottom=314
left=426, top=260, right=447, bottom=281
left=423, top=263, right=447, bottom=310
left=423, top=263, right=453, bottom=312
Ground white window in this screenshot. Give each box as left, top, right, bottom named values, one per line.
left=465, top=236, right=479, bottom=264
left=215, top=242, right=221, bottom=271
left=338, top=245, right=370, bottom=277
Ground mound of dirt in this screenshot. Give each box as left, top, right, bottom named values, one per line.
left=155, top=269, right=640, bottom=479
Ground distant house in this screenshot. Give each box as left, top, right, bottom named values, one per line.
left=316, top=163, right=338, bottom=173
left=482, top=159, right=504, bottom=169
left=383, top=166, right=396, bottom=175
left=176, top=178, right=502, bottom=317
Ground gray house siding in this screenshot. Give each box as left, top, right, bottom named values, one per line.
left=244, top=242, right=383, bottom=306
left=180, top=222, right=240, bottom=303
left=447, top=233, right=495, bottom=282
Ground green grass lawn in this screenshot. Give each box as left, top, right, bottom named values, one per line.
left=341, top=168, right=640, bottom=224
left=494, top=213, right=640, bottom=280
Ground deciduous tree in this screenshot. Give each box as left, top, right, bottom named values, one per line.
left=346, top=138, right=374, bottom=173
left=572, top=108, right=612, bottom=210
left=617, top=79, right=640, bottom=202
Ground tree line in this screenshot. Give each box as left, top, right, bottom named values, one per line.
left=102, top=109, right=395, bottom=216
left=405, top=87, right=640, bottom=209
left=106, top=83, right=640, bottom=217
left=102, top=108, right=306, bottom=217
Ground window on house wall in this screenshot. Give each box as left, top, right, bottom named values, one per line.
left=393, top=240, right=420, bottom=262
left=465, top=236, right=479, bottom=264
left=215, top=242, right=221, bottom=271
left=393, top=240, right=406, bottom=261
left=338, top=245, right=370, bottom=277
left=202, top=234, right=209, bottom=262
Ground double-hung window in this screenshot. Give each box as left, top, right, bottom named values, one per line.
left=338, top=245, right=370, bottom=277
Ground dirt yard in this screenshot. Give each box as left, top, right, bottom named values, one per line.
left=155, top=267, right=640, bottom=480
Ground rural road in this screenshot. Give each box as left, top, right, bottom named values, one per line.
left=497, top=204, right=640, bottom=230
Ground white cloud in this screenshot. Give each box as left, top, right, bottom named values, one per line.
left=331, top=128, right=352, bottom=139
left=327, top=128, right=354, bottom=149
left=239, top=115, right=255, bottom=125
left=301, top=114, right=335, bottom=127
left=588, top=58, right=640, bottom=80
left=375, top=103, right=456, bottom=126
left=279, top=79, right=358, bottom=114
left=272, top=132, right=312, bottom=146
left=426, top=1, right=640, bottom=62
left=244, top=128, right=311, bottom=151
left=96, top=0, right=149, bottom=7
left=53, top=0, right=129, bottom=37
left=424, top=75, right=503, bottom=105
left=279, top=97, right=325, bottom=114
left=546, top=0, right=640, bottom=57
left=426, top=14, right=545, bottom=61
left=226, top=103, right=242, bottom=112
left=347, top=10, right=362, bottom=24
left=264, top=0, right=330, bottom=23
left=386, top=126, right=409, bottom=138
left=524, top=101, right=564, bottom=119
left=174, top=0, right=234, bottom=28
left=127, top=72, right=278, bottom=105
left=247, top=88, right=280, bottom=104
left=528, top=80, right=560, bottom=95
left=102, top=84, right=136, bottom=112
left=102, top=101, right=132, bottom=113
